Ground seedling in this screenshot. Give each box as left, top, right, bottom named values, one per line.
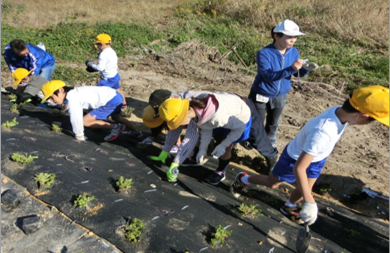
left=34, top=172, right=56, bottom=189
left=319, top=183, right=332, bottom=193
left=211, top=225, right=232, bottom=246
left=51, top=123, right=63, bottom=132
left=238, top=203, right=263, bottom=218
left=73, top=194, right=95, bottom=208
left=11, top=153, right=38, bottom=164
left=10, top=103, right=19, bottom=113
left=116, top=176, right=133, bottom=191
left=8, top=94, right=16, bottom=100
left=1, top=117, right=19, bottom=129
left=125, top=218, right=145, bottom=242
left=122, top=107, right=135, bottom=117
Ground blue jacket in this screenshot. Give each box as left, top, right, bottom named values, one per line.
left=251, top=43, right=309, bottom=98
left=3, top=44, right=55, bottom=75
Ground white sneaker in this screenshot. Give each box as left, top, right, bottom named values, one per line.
left=104, top=124, right=125, bottom=141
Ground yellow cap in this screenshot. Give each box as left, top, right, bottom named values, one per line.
left=41, top=80, right=66, bottom=102
left=159, top=98, right=189, bottom=130
left=95, top=33, right=111, bottom=44
left=11, top=68, right=34, bottom=86
left=142, top=106, right=164, bottom=128
left=350, top=85, right=389, bottom=126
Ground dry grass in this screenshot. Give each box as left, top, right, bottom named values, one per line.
left=1, top=0, right=185, bottom=28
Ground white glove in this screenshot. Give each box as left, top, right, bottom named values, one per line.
left=196, top=149, right=207, bottom=164
left=76, top=135, right=88, bottom=141
left=211, top=144, right=226, bottom=158
left=300, top=202, right=318, bottom=225
left=303, top=62, right=320, bottom=71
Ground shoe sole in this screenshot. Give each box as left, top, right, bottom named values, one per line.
left=105, top=125, right=125, bottom=141
left=279, top=207, right=304, bottom=225
left=206, top=175, right=226, bottom=186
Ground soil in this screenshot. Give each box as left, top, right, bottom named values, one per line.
left=1, top=40, right=389, bottom=221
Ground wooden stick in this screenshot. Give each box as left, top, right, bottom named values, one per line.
left=232, top=47, right=248, bottom=68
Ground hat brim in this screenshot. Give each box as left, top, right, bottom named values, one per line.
left=166, top=99, right=189, bottom=130
left=374, top=116, right=389, bottom=127
left=12, top=69, right=34, bottom=86
left=281, top=31, right=306, bottom=36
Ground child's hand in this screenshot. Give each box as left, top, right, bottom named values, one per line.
left=292, top=59, right=304, bottom=71
left=300, top=202, right=318, bottom=225
left=76, top=135, right=88, bottom=141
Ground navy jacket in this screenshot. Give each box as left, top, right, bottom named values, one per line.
left=3, top=44, right=55, bottom=75
left=251, top=43, right=309, bottom=98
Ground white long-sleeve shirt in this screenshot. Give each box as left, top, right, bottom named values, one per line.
left=96, top=47, right=118, bottom=79
left=66, top=86, right=117, bottom=137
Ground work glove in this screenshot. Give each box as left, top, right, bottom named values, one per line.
left=211, top=144, right=226, bottom=158
left=300, top=202, right=318, bottom=225
left=85, top=60, right=94, bottom=67
left=196, top=149, right=207, bottom=164
left=76, top=135, right=88, bottom=141
left=303, top=62, right=320, bottom=71
left=148, top=150, right=169, bottom=164
left=85, top=60, right=98, bottom=73
left=166, top=163, right=179, bottom=183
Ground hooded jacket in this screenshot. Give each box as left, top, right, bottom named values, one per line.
left=3, top=44, right=55, bottom=75
left=250, top=43, right=309, bottom=98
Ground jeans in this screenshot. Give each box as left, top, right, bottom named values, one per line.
left=39, top=63, right=56, bottom=81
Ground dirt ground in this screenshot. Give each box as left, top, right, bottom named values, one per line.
left=2, top=40, right=389, bottom=221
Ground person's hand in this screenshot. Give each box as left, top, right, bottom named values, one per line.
left=148, top=150, right=169, bottom=164
left=292, top=59, right=305, bottom=71
left=167, top=163, right=179, bottom=183
left=76, top=135, right=88, bottom=141
left=300, top=202, right=318, bottom=225
left=211, top=144, right=226, bottom=158
left=85, top=60, right=94, bottom=67
left=196, top=149, right=207, bottom=164
left=303, top=62, right=320, bottom=71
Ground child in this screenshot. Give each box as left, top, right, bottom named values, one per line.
left=248, top=19, right=317, bottom=146
left=10, top=68, right=48, bottom=104
left=85, top=33, right=127, bottom=108
left=40, top=80, right=142, bottom=141
left=3, top=39, right=56, bottom=81
left=157, top=92, right=252, bottom=184
left=231, top=85, right=389, bottom=225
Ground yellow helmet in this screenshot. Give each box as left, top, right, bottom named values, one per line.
left=41, top=80, right=66, bottom=102
left=159, top=98, right=190, bottom=130
left=350, top=85, right=389, bottom=126
left=11, top=68, right=34, bottom=86
left=142, top=106, right=164, bottom=128
left=95, top=33, right=111, bottom=44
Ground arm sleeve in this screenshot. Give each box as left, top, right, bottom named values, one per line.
left=3, top=49, right=17, bottom=73
left=198, top=128, right=213, bottom=152
left=15, top=93, right=33, bottom=104
left=163, top=127, right=183, bottom=152
left=174, top=121, right=199, bottom=164
left=256, top=51, right=297, bottom=82
left=29, top=52, right=40, bottom=75
left=94, top=53, right=107, bottom=72
left=218, top=123, right=246, bottom=150
left=67, top=101, right=85, bottom=137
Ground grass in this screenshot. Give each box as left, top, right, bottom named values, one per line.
left=1, top=0, right=388, bottom=90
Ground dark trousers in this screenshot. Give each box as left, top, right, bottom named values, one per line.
left=243, top=97, right=278, bottom=159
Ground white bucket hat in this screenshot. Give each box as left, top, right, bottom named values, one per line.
left=273, top=19, right=306, bottom=36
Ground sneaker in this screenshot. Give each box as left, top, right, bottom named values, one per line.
left=280, top=204, right=304, bottom=225
left=123, top=129, right=143, bottom=138
left=104, top=123, right=125, bottom=141
left=205, top=170, right=226, bottom=185
left=170, top=145, right=179, bottom=154
left=181, top=157, right=208, bottom=167
left=230, top=172, right=249, bottom=198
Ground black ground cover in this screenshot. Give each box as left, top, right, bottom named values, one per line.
left=1, top=94, right=388, bottom=253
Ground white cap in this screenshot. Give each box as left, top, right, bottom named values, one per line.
left=273, top=19, right=306, bottom=36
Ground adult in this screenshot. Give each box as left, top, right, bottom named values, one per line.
left=3, top=39, right=56, bottom=81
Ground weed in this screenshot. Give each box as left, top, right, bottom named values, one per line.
left=116, top=176, right=133, bottom=191
left=1, top=117, right=19, bottom=129
left=121, top=107, right=134, bottom=118
left=124, top=218, right=145, bottom=242
left=211, top=225, right=232, bottom=246
left=73, top=194, right=95, bottom=208
left=34, top=172, right=56, bottom=189
left=238, top=203, right=263, bottom=218
left=11, top=153, right=38, bottom=164
left=10, top=103, right=19, bottom=113
left=52, top=124, right=63, bottom=132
